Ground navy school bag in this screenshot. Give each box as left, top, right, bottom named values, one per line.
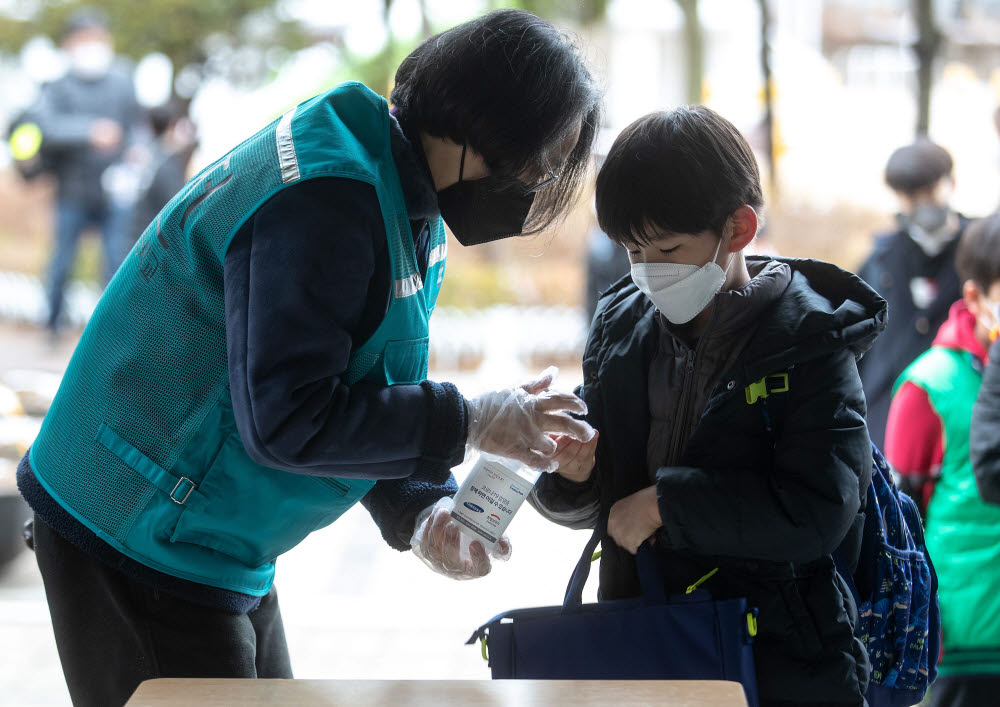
left=467, top=519, right=760, bottom=707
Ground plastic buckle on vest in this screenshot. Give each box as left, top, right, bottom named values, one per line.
left=170, top=477, right=196, bottom=505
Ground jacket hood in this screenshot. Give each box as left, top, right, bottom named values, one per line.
left=739, top=256, right=887, bottom=376
left=934, top=300, right=989, bottom=364
left=593, top=255, right=887, bottom=381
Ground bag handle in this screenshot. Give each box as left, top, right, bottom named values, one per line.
left=562, top=517, right=666, bottom=612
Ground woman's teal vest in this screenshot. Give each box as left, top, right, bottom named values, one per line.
left=30, top=82, right=447, bottom=596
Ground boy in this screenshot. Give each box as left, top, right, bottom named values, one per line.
left=885, top=214, right=1000, bottom=706
left=857, top=140, right=969, bottom=448
left=530, top=107, right=885, bottom=706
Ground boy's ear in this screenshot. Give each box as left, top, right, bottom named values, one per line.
left=963, top=279, right=983, bottom=318
left=727, top=205, right=759, bottom=252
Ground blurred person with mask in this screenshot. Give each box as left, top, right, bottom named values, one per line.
left=17, top=10, right=600, bottom=706
left=885, top=215, right=1000, bottom=706
left=857, top=139, right=969, bottom=448
left=32, top=8, right=141, bottom=337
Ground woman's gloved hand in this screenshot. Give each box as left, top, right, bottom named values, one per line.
left=466, top=367, right=596, bottom=472
left=410, top=497, right=512, bottom=580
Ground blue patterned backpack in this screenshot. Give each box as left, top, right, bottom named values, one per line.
left=752, top=381, right=940, bottom=706
left=833, top=442, right=941, bottom=707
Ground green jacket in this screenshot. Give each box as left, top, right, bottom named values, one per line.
left=896, top=340, right=1000, bottom=675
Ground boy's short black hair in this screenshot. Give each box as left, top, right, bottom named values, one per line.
left=884, top=139, right=953, bottom=195
left=391, top=9, right=601, bottom=235
left=595, top=106, right=763, bottom=248
left=957, top=212, right=1000, bottom=292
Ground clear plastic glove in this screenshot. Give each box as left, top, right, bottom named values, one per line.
left=466, top=367, right=596, bottom=472
left=411, top=497, right=512, bottom=580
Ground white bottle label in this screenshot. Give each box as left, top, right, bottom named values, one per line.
left=451, top=456, right=536, bottom=550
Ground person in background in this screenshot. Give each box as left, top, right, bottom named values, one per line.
left=970, top=334, right=1000, bottom=508
left=885, top=214, right=1000, bottom=707
left=975, top=111, right=1000, bottom=508
left=584, top=219, right=631, bottom=324
left=32, top=8, right=141, bottom=336
left=129, top=103, right=197, bottom=239
left=857, top=139, right=969, bottom=448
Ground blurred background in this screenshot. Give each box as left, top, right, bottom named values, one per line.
left=0, top=0, right=998, bottom=704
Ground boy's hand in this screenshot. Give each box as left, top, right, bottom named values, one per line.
left=608, top=486, right=663, bottom=554
left=549, top=431, right=599, bottom=483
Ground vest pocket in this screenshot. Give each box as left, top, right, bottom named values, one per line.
left=94, top=423, right=209, bottom=513
left=315, top=476, right=351, bottom=495
left=168, top=432, right=370, bottom=568
left=382, top=337, right=429, bottom=385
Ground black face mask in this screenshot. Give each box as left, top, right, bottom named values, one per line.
left=436, top=145, right=537, bottom=247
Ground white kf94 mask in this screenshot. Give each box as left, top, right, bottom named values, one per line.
left=630, top=236, right=733, bottom=325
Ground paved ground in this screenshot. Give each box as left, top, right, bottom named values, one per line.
left=0, top=320, right=593, bottom=705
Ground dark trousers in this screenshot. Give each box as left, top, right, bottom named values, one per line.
left=33, top=515, right=292, bottom=707
left=46, top=199, right=133, bottom=330
left=926, top=674, right=1000, bottom=707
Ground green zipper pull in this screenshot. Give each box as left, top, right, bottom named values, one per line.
left=685, top=567, right=719, bottom=594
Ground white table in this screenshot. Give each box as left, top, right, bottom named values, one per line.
left=126, top=678, right=750, bottom=706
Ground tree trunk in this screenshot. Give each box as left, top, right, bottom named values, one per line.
left=379, top=0, right=396, bottom=96
left=913, top=0, right=942, bottom=136
left=675, top=0, right=704, bottom=105
left=417, top=0, right=432, bottom=40
left=757, top=0, right=777, bottom=193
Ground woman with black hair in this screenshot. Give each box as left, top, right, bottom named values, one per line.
left=18, top=10, right=601, bottom=705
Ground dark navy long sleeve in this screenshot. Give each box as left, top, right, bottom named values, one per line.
left=224, top=113, right=468, bottom=564
left=224, top=175, right=466, bottom=481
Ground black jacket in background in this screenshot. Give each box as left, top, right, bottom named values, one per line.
left=972, top=336, right=1000, bottom=506
left=530, top=256, right=887, bottom=707
left=31, top=62, right=142, bottom=207
left=856, top=221, right=966, bottom=448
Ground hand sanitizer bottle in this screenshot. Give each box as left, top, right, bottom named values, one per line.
left=450, top=454, right=541, bottom=551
